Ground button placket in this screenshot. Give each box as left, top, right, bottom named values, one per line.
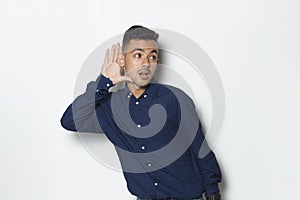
left=127, top=92, right=132, bottom=98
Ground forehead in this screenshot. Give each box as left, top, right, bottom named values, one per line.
left=125, top=39, right=158, bottom=54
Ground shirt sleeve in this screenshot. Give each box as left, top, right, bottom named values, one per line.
left=60, top=74, right=114, bottom=133
left=192, top=126, right=222, bottom=197
left=181, top=93, right=222, bottom=197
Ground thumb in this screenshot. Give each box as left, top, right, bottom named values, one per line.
left=118, top=75, right=133, bottom=83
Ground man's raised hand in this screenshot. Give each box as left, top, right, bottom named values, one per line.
left=101, top=43, right=133, bottom=84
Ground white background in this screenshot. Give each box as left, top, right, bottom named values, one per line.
left=0, top=0, right=299, bottom=200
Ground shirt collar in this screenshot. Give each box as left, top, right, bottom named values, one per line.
left=121, top=80, right=159, bottom=100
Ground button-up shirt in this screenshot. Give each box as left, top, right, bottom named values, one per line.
left=61, top=75, right=222, bottom=199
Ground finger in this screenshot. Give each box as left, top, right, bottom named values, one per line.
left=114, top=43, right=120, bottom=62
left=119, top=45, right=123, bottom=55
left=104, top=49, right=109, bottom=65
left=119, top=75, right=133, bottom=83
left=110, top=44, right=116, bottom=62
left=102, top=49, right=110, bottom=72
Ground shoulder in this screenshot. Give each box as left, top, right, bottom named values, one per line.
left=151, top=83, right=195, bottom=106
left=151, top=83, right=186, bottom=95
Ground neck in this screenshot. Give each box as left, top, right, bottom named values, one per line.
left=127, top=82, right=148, bottom=98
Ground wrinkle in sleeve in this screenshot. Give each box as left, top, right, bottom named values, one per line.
left=60, top=74, right=114, bottom=133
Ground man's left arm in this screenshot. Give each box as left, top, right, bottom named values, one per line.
left=191, top=125, right=222, bottom=199
left=182, top=94, right=222, bottom=199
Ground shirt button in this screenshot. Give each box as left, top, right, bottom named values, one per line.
left=127, top=95, right=131, bottom=98
left=137, top=124, right=141, bottom=128
left=135, top=101, right=139, bottom=105
left=106, top=83, right=110, bottom=87
left=96, top=89, right=99, bottom=92
left=154, top=182, right=158, bottom=186
left=144, top=94, right=147, bottom=98
left=147, top=163, right=152, bottom=167
left=141, top=146, right=145, bottom=150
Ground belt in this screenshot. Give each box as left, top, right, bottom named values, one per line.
left=138, top=198, right=197, bottom=200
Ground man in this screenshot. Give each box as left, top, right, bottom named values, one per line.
left=61, top=25, right=222, bottom=200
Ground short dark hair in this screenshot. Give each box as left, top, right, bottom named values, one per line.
left=122, top=25, right=159, bottom=52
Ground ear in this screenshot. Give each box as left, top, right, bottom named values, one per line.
left=117, top=53, right=125, bottom=67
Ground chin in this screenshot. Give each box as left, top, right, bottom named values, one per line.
left=138, top=83, right=150, bottom=88
left=135, top=81, right=151, bottom=88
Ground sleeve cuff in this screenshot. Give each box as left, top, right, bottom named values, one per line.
left=205, top=183, right=220, bottom=197
left=95, top=74, right=114, bottom=94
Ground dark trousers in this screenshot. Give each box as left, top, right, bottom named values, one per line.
left=136, top=197, right=203, bottom=200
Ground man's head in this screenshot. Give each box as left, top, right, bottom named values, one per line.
left=122, top=25, right=159, bottom=53
left=119, top=25, right=159, bottom=89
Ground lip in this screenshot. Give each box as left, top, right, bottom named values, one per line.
left=138, top=70, right=151, bottom=80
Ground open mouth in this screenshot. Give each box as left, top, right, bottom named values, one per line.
left=138, top=70, right=151, bottom=80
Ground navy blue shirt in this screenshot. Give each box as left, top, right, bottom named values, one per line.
left=61, top=74, right=222, bottom=199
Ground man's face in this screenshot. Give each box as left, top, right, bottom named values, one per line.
left=123, top=39, right=159, bottom=88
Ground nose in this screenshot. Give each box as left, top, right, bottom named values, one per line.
left=141, top=56, right=150, bottom=67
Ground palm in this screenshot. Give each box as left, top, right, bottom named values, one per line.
left=101, top=43, right=132, bottom=84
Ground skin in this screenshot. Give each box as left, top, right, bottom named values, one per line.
left=101, top=40, right=159, bottom=98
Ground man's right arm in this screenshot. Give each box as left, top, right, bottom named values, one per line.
left=61, top=43, right=132, bottom=133
left=60, top=74, right=114, bottom=133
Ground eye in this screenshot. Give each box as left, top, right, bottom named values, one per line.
left=149, top=55, right=158, bottom=61
left=134, top=53, right=142, bottom=58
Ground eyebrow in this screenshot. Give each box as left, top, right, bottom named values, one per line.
left=131, top=48, right=158, bottom=54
